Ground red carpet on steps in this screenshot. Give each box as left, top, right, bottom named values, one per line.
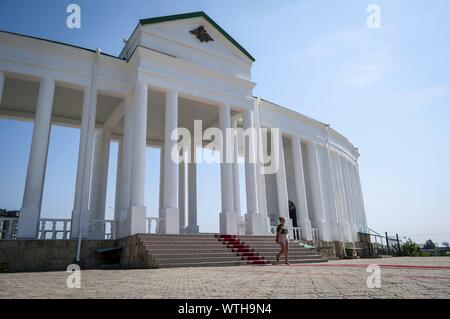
left=218, top=234, right=270, bottom=265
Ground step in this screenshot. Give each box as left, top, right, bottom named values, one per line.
left=140, top=234, right=217, bottom=238
left=265, top=255, right=322, bottom=261
left=141, top=242, right=225, bottom=248
left=253, top=247, right=316, bottom=253
left=141, top=237, right=220, bottom=243
left=144, top=248, right=229, bottom=255
left=155, top=256, right=245, bottom=264
left=150, top=253, right=240, bottom=259
left=244, top=244, right=308, bottom=249
left=140, top=240, right=224, bottom=246
left=157, top=260, right=250, bottom=268
left=273, top=259, right=327, bottom=264
left=259, top=250, right=319, bottom=255
left=243, top=245, right=312, bottom=251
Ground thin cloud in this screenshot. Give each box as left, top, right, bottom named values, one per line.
left=303, top=26, right=398, bottom=87
left=405, top=84, right=448, bottom=108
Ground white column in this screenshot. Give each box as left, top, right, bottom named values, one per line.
left=243, top=110, right=268, bottom=235
left=323, top=139, right=340, bottom=241
left=343, top=159, right=359, bottom=241
left=113, top=138, right=123, bottom=239
left=351, top=164, right=364, bottom=229
left=232, top=119, right=241, bottom=216
left=186, top=160, right=199, bottom=233
left=0, top=71, right=5, bottom=105
left=125, top=81, right=148, bottom=236
left=71, top=84, right=98, bottom=239
left=160, top=90, right=179, bottom=234
left=179, top=160, right=186, bottom=232
left=254, top=104, right=269, bottom=233
left=275, top=131, right=291, bottom=227
left=349, top=163, right=362, bottom=232
left=219, top=103, right=237, bottom=234
left=117, top=95, right=133, bottom=237
left=89, top=129, right=111, bottom=239
left=291, top=136, right=313, bottom=240
left=159, top=146, right=164, bottom=213
left=17, top=77, right=55, bottom=238
left=305, top=143, right=328, bottom=240
left=354, top=161, right=368, bottom=232
left=336, top=155, right=353, bottom=241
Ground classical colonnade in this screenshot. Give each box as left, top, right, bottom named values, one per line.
left=0, top=13, right=367, bottom=242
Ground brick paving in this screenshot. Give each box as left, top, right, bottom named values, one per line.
left=1, top=257, right=449, bottom=299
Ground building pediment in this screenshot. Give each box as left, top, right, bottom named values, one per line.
left=120, top=12, right=254, bottom=79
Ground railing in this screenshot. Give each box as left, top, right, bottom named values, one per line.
left=237, top=220, right=247, bottom=236
left=269, top=225, right=302, bottom=241
left=358, top=231, right=402, bottom=257
left=146, top=217, right=163, bottom=234
left=0, top=217, right=19, bottom=240
left=312, top=228, right=320, bottom=241
left=37, top=218, right=71, bottom=239
left=269, top=225, right=276, bottom=235
left=88, top=219, right=117, bottom=240
left=291, top=227, right=302, bottom=241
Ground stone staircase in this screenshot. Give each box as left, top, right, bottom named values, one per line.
left=218, top=234, right=270, bottom=265
left=138, top=234, right=249, bottom=268
left=238, top=235, right=327, bottom=264
left=135, top=234, right=326, bottom=268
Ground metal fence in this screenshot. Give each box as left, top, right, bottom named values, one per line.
left=358, top=231, right=402, bottom=257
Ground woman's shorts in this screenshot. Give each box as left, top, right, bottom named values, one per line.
left=278, top=235, right=289, bottom=247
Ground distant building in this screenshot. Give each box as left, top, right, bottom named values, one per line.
left=0, top=209, right=19, bottom=239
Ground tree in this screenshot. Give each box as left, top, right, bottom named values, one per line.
left=423, top=239, right=436, bottom=249
left=442, top=241, right=449, bottom=248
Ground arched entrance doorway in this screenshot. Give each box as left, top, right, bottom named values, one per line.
left=288, top=200, right=297, bottom=228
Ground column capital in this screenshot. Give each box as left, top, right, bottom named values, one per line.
left=291, top=134, right=302, bottom=144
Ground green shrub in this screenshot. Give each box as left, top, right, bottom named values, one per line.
left=400, top=238, right=428, bottom=257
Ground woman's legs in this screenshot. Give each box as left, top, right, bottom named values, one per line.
left=284, top=240, right=289, bottom=262
left=277, top=242, right=285, bottom=262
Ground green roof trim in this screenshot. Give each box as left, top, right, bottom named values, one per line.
left=139, top=11, right=256, bottom=62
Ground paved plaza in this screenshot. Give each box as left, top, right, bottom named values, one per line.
left=1, top=257, right=450, bottom=299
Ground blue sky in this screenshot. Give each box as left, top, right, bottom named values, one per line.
left=0, top=0, right=449, bottom=244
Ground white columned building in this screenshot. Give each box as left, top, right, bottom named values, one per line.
left=0, top=12, right=368, bottom=242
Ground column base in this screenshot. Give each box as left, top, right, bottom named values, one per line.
left=298, top=218, right=313, bottom=241
left=351, top=223, right=361, bottom=242
left=185, top=224, right=199, bottom=234
left=285, top=218, right=294, bottom=236
left=92, top=223, right=106, bottom=240
left=219, top=211, right=238, bottom=235
left=123, top=206, right=146, bottom=237
left=342, top=222, right=354, bottom=242
left=69, top=208, right=90, bottom=239
left=160, top=207, right=180, bottom=234
left=315, top=220, right=333, bottom=241
left=17, top=206, right=39, bottom=239
left=326, top=221, right=342, bottom=241
left=244, top=212, right=270, bottom=235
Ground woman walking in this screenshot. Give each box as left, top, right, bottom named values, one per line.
left=275, top=217, right=289, bottom=264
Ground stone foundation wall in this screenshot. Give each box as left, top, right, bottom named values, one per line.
left=0, top=239, right=116, bottom=272
left=301, top=240, right=370, bottom=259
left=0, top=235, right=160, bottom=273
left=303, top=240, right=341, bottom=259
left=117, top=235, right=156, bottom=269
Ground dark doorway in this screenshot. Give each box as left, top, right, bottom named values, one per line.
left=288, top=200, right=298, bottom=228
